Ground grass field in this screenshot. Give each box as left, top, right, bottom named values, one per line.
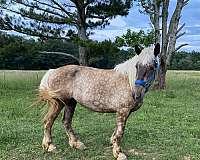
left=1, top=70, right=200, bottom=160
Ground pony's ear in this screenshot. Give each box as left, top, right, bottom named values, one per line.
left=154, top=43, right=160, bottom=56
left=135, top=45, right=142, bottom=55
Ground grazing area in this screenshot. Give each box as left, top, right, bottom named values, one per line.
left=0, top=70, right=200, bottom=160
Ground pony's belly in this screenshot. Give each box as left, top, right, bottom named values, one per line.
left=80, top=102, right=116, bottom=113
left=74, top=96, right=117, bottom=113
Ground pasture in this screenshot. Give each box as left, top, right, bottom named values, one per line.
left=0, top=70, right=200, bottom=160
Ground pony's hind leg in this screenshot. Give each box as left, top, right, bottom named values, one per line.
left=63, top=98, right=86, bottom=150
left=111, top=127, right=117, bottom=144
left=42, top=100, right=63, bottom=152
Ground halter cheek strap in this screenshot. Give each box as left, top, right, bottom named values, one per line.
left=134, top=57, right=160, bottom=92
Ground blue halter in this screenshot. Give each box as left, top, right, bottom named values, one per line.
left=135, top=57, right=159, bottom=92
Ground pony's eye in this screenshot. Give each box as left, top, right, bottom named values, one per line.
left=149, top=65, right=154, bottom=70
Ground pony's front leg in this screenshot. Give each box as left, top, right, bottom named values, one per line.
left=63, top=99, right=86, bottom=150
left=112, top=111, right=129, bottom=160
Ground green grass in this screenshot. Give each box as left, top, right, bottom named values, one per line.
left=1, top=70, right=200, bottom=160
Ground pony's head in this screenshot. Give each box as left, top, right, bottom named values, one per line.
left=134, top=43, right=160, bottom=100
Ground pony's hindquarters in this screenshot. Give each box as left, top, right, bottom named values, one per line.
left=39, top=69, right=55, bottom=90
left=39, top=69, right=64, bottom=122
left=39, top=70, right=64, bottom=152
left=38, top=67, right=86, bottom=151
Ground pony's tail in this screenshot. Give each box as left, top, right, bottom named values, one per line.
left=38, top=89, right=63, bottom=122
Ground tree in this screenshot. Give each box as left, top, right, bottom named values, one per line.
left=0, top=32, right=127, bottom=70
left=115, top=29, right=155, bottom=48
left=138, top=0, right=189, bottom=89
left=0, top=0, right=133, bottom=66
left=89, top=40, right=120, bottom=68
left=0, top=32, right=80, bottom=69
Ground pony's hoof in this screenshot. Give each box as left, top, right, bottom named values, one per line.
left=69, top=140, right=87, bottom=150
left=117, top=153, right=127, bottom=160
left=76, top=141, right=87, bottom=150
left=42, top=143, right=56, bottom=152
left=47, top=144, right=56, bottom=152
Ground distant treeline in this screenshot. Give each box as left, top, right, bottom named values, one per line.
left=0, top=32, right=199, bottom=70
left=0, top=32, right=131, bottom=70
left=169, top=51, right=200, bottom=70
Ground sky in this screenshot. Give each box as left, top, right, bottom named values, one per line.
left=89, top=0, right=200, bottom=52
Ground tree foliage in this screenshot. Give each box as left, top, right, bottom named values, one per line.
left=0, top=32, right=131, bottom=69
left=169, top=51, right=200, bottom=70
left=0, top=32, right=199, bottom=71
left=0, top=32, right=79, bottom=69
left=0, top=0, right=133, bottom=65
left=115, top=29, right=155, bottom=48
left=1, top=0, right=132, bottom=37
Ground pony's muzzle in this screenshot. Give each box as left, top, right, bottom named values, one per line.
left=134, top=85, right=145, bottom=100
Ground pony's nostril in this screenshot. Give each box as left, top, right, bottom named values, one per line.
left=135, top=94, right=141, bottom=99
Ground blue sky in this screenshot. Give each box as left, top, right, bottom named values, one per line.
left=90, top=0, right=200, bottom=52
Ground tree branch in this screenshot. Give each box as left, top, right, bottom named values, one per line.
left=1, top=7, right=71, bottom=25
left=161, top=0, right=169, bottom=55
left=167, top=0, right=185, bottom=56
left=175, top=43, right=188, bottom=52
left=3, top=8, right=74, bottom=24
left=87, top=14, right=109, bottom=19
left=32, top=0, right=62, bottom=11
left=40, top=51, right=79, bottom=62
left=183, top=0, right=190, bottom=7
left=0, top=21, right=68, bottom=40
left=51, top=0, right=73, bottom=17
left=11, top=0, right=70, bottom=19
left=87, top=19, right=107, bottom=29
left=63, top=2, right=76, bottom=8
left=0, top=17, right=12, bottom=30
left=140, top=0, right=154, bottom=15
left=176, top=23, right=185, bottom=34
left=176, top=31, right=186, bottom=39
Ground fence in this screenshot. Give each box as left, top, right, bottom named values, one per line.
left=0, top=70, right=45, bottom=90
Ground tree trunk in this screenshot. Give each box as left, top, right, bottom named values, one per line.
left=159, top=69, right=167, bottom=89
left=152, top=0, right=187, bottom=90
left=156, top=69, right=167, bottom=90
left=153, top=57, right=167, bottom=90
left=158, top=57, right=167, bottom=89
left=78, top=27, right=88, bottom=66
left=153, top=0, right=169, bottom=90
left=76, top=0, right=88, bottom=66
left=153, top=0, right=161, bottom=43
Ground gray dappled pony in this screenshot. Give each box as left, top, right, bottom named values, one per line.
left=38, top=43, right=160, bottom=160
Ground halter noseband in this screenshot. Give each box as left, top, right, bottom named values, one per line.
left=135, top=57, right=160, bottom=92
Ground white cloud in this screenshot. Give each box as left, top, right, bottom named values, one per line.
left=90, top=26, right=141, bottom=41
left=109, top=16, right=127, bottom=28
left=186, top=24, right=200, bottom=28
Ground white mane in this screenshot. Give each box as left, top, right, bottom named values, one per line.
left=114, top=46, right=155, bottom=89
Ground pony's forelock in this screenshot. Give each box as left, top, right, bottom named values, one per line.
left=137, top=46, right=155, bottom=65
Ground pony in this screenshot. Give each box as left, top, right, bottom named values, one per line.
left=38, top=43, right=160, bottom=160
